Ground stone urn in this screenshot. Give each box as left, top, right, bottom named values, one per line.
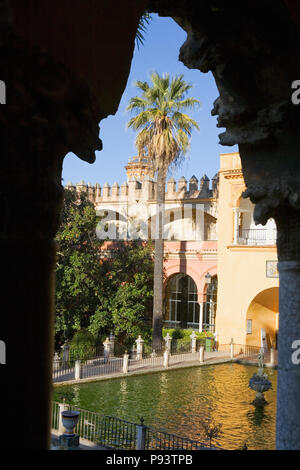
left=249, top=370, right=272, bottom=406
left=61, top=410, right=80, bottom=436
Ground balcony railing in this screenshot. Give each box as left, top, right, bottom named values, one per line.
left=237, top=228, right=276, bottom=246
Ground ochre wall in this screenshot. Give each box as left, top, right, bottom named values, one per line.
left=216, top=153, right=279, bottom=347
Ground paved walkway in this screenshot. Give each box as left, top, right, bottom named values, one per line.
left=51, top=429, right=108, bottom=450
left=53, top=351, right=235, bottom=387
left=53, top=349, right=278, bottom=387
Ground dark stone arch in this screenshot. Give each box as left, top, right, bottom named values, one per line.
left=1, top=0, right=300, bottom=450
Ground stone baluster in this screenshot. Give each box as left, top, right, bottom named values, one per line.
left=163, top=349, right=169, bottom=368
left=75, top=360, right=81, bottom=380
left=123, top=351, right=129, bottom=374
left=164, top=332, right=172, bottom=353
left=230, top=338, right=235, bottom=359
left=190, top=331, right=197, bottom=353
left=103, top=337, right=111, bottom=362
left=136, top=335, right=144, bottom=360
left=109, top=332, right=115, bottom=357
left=199, top=346, right=205, bottom=363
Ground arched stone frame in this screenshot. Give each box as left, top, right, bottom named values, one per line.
left=198, top=266, right=218, bottom=304
left=1, top=0, right=300, bottom=451
left=245, top=287, right=279, bottom=349
left=164, top=263, right=203, bottom=298
left=164, top=264, right=217, bottom=331
left=163, top=269, right=200, bottom=329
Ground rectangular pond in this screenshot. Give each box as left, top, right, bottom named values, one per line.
left=53, top=363, right=277, bottom=450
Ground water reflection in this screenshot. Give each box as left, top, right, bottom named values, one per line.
left=53, top=363, right=277, bottom=450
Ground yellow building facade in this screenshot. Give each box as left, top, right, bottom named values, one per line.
left=216, top=152, right=279, bottom=349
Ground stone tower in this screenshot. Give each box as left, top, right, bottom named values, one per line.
left=125, top=155, right=154, bottom=181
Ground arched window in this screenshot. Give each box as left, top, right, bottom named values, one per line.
left=203, top=275, right=218, bottom=332
left=164, top=274, right=199, bottom=329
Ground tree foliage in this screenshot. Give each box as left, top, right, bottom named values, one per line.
left=135, top=11, right=153, bottom=50
left=88, top=241, right=154, bottom=346
left=127, top=72, right=200, bottom=174
left=55, top=188, right=154, bottom=349
left=55, top=189, right=103, bottom=347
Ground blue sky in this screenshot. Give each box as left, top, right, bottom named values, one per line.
left=62, top=14, right=238, bottom=187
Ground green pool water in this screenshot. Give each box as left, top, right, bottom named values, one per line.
left=53, top=363, right=277, bottom=450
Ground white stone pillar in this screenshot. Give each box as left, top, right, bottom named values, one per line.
left=190, top=331, right=197, bottom=353
left=199, top=346, right=204, bottom=363
left=164, top=333, right=172, bottom=352
left=233, top=208, right=240, bottom=244
left=270, top=347, right=275, bottom=366
left=230, top=338, right=235, bottom=359
left=103, top=337, right=111, bottom=362
left=136, top=335, right=144, bottom=360
left=136, top=419, right=146, bottom=450
left=163, top=349, right=169, bottom=368
left=75, top=360, right=81, bottom=380
left=62, top=341, right=70, bottom=362
left=123, top=352, right=129, bottom=374
left=276, top=261, right=300, bottom=449
left=109, top=332, right=115, bottom=357
left=199, top=302, right=204, bottom=332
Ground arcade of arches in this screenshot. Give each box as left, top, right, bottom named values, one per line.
left=164, top=273, right=217, bottom=332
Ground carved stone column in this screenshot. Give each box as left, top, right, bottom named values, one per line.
left=233, top=207, right=240, bottom=245
left=0, top=14, right=102, bottom=449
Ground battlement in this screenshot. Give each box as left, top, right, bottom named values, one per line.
left=65, top=173, right=219, bottom=204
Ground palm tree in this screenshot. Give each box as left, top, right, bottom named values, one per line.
left=127, top=72, right=200, bottom=349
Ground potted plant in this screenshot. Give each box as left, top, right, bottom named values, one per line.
left=203, top=331, right=214, bottom=351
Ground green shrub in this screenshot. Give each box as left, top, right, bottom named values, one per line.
left=70, top=329, right=96, bottom=360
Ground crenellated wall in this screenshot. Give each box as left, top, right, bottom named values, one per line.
left=65, top=173, right=219, bottom=203
left=65, top=172, right=219, bottom=242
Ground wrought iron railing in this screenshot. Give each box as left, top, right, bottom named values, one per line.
left=52, top=359, right=75, bottom=382
left=52, top=336, right=216, bottom=383
left=144, top=427, right=207, bottom=450
left=51, top=402, right=209, bottom=450
left=238, top=228, right=276, bottom=246
left=80, top=357, right=123, bottom=379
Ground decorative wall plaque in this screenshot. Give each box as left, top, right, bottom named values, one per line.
left=266, top=260, right=279, bottom=278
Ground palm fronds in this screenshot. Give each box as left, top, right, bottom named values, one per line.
left=126, top=72, right=200, bottom=173
left=135, top=12, right=153, bottom=50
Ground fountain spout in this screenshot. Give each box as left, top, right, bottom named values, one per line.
left=249, top=348, right=272, bottom=406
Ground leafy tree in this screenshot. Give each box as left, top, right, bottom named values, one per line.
left=55, top=188, right=103, bottom=348
left=55, top=189, right=155, bottom=351
left=127, top=72, right=200, bottom=348
left=88, top=241, right=154, bottom=346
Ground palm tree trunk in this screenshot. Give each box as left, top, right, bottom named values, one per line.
left=152, top=165, right=166, bottom=351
